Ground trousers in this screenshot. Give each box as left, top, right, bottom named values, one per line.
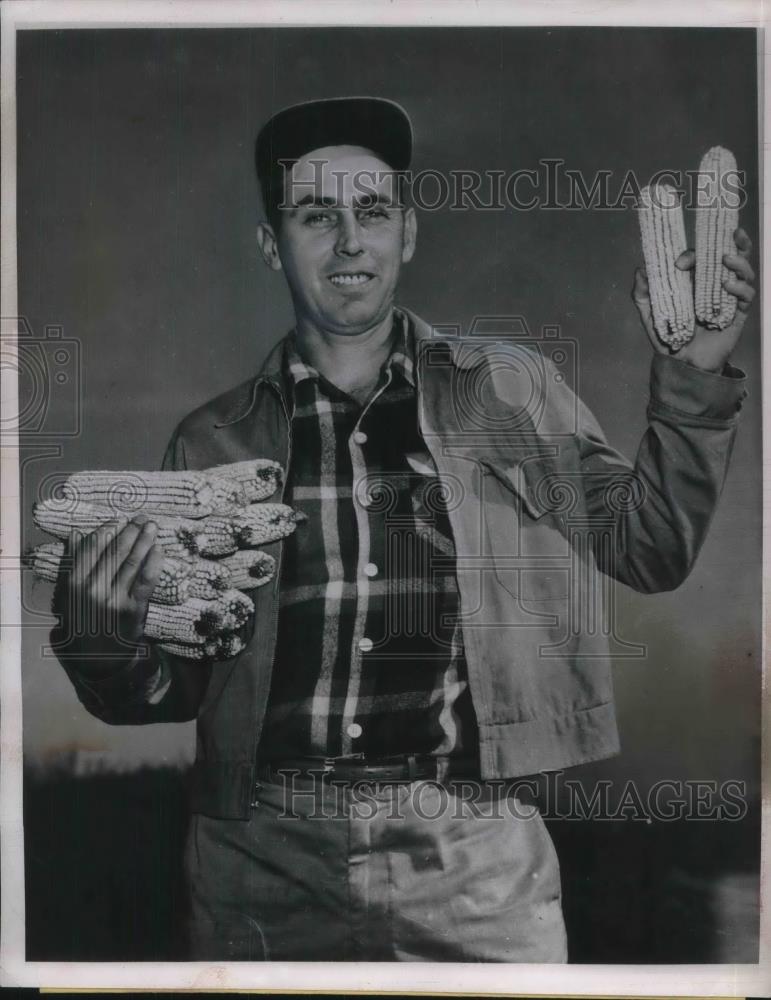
left=184, top=774, right=568, bottom=962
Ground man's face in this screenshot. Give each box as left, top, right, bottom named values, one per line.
left=261, top=145, right=416, bottom=337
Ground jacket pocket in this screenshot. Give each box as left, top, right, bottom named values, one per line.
left=481, top=460, right=572, bottom=603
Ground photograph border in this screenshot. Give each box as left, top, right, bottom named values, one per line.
left=1, top=0, right=768, bottom=994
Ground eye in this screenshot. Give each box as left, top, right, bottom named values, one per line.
left=303, top=211, right=335, bottom=226
left=359, top=207, right=389, bottom=221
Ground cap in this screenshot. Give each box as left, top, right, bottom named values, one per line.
left=255, top=96, right=413, bottom=185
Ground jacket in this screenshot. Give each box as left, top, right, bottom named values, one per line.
left=61, top=307, right=749, bottom=819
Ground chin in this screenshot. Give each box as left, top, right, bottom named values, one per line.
left=324, top=303, right=389, bottom=334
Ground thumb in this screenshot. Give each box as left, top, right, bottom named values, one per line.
left=675, top=248, right=695, bottom=270
left=632, top=268, right=661, bottom=349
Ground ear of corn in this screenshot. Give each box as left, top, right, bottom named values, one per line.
left=159, top=639, right=218, bottom=660
left=24, top=540, right=65, bottom=583
left=33, top=499, right=240, bottom=557
left=33, top=498, right=128, bottom=538
left=232, top=503, right=306, bottom=547
left=184, top=557, right=231, bottom=599
left=145, top=591, right=253, bottom=645
left=145, top=599, right=221, bottom=644
left=219, top=549, right=276, bottom=589
left=207, top=459, right=283, bottom=502
left=214, top=589, right=255, bottom=630
left=695, top=146, right=739, bottom=330
left=181, top=516, right=240, bottom=557
left=159, top=632, right=246, bottom=661
left=638, top=183, right=695, bottom=349
left=60, top=470, right=246, bottom=519
left=25, top=539, right=193, bottom=604
left=153, top=558, right=193, bottom=605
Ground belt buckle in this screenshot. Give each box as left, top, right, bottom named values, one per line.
left=322, top=753, right=364, bottom=777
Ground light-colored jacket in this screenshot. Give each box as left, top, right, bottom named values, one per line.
left=60, top=307, right=748, bottom=819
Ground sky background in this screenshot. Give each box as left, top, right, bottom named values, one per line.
left=15, top=27, right=761, bottom=797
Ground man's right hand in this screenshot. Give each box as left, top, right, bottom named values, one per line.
left=51, top=516, right=165, bottom=676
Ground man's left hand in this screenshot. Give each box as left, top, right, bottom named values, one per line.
left=632, top=226, right=756, bottom=373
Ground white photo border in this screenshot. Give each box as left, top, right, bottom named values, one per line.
left=1, top=0, right=768, bottom=994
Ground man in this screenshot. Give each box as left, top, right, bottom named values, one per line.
left=53, top=97, right=755, bottom=962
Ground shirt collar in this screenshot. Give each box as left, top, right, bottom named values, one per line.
left=283, top=310, right=416, bottom=394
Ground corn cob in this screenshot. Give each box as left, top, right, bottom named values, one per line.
left=33, top=499, right=240, bottom=557
left=638, top=183, right=695, bottom=349
left=219, top=549, right=276, bottom=589
left=177, top=516, right=240, bottom=556
left=232, top=503, right=306, bottom=547
left=60, top=469, right=246, bottom=518
left=24, top=541, right=69, bottom=583
left=25, top=539, right=194, bottom=604
left=144, top=590, right=253, bottom=644
left=159, top=632, right=246, bottom=662
left=145, top=599, right=223, bottom=644
left=695, top=146, right=739, bottom=330
left=159, top=639, right=219, bottom=660
left=184, top=557, right=231, bottom=599
left=214, top=589, right=255, bottom=630
left=207, top=459, right=283, bottom=502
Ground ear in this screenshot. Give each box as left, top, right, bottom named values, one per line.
left=401, top=206, right=417, bottom=264
left=257, top=222, right=283, bottom=272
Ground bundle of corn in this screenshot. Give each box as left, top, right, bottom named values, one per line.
left=28, top=459, right=305, bottom=661
left=694, top=146, right=739, bottom=330
left=637, top=146, right=741, bottom=348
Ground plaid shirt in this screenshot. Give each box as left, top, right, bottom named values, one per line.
left=258, top=313, right=478, bottom=760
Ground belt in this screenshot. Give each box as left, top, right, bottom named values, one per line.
left=256, top=753, right=480, bottom=784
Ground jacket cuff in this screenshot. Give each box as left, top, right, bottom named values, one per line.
left=56, top=635, right=165, bottom=708
left=650, top=353, right=749, bottom=421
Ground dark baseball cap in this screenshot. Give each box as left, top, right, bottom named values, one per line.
left=255, top=96, right=413, bottom=185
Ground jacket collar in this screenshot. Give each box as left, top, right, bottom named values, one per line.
left=218, top=306, right=485, bottom=427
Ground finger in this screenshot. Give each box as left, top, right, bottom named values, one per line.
left=733, top=227, right=752, bottom=257
left=114, top=520, right=159, bottom=597
left=70, top=521, right=120, bottom=588
left=724, top=307, right=749, bottom=341
left=85, top=524, right=145, bottom=623
left=674, top=249, right=695, bottom=271
left=722, top=252, right=754, bottom=283
left=632, top=268, right=664, bottom=352
left=86, top=521, right=140, bottom=599
left=128, top=541, right=166, bottom=606
left=723, top=276, right=756, bottom=311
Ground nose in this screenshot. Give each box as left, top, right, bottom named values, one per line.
left=334, top=212, right=364, bottom=257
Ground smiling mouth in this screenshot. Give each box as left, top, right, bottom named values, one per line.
left=328, top=272, right=374, bottom=287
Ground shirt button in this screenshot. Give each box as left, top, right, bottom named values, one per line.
left=353, top=430, right=368, bottom=445
left=363, top=562, right=378, bottom=577
left=358, top=636, right=373, bottom=653
left=347, top=723, right=363, bottom=739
